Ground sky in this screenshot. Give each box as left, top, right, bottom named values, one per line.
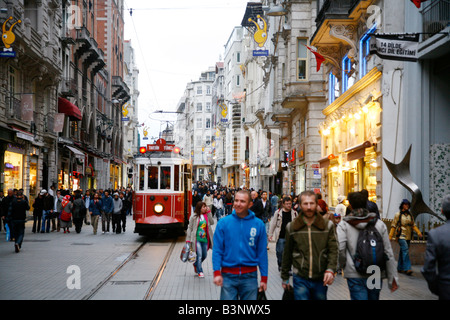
left=122, top=0, right=249, bottom=145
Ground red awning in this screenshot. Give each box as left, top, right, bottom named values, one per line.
left=58, top=97, right=82, bottom=121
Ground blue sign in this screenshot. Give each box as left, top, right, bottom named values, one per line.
left=0, top=50, right=16, bottom=58
left=253, top=50, right=269, bottom=57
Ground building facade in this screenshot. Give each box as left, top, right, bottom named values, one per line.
left=0, top=0, right=137, bottom=206
left=1, top=0, right=62, bottom=207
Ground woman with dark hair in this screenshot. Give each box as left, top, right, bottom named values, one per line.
left=389, top=199, right=423, bottom=275
left=186, top=201, right=214, bottom=278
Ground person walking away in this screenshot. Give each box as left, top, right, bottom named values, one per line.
left=337, top=191, right=398, bottom=300
left=32, top=192, right=44, bottom=233
left=213, top=190, right=268, bottom=300
left=72, top=192, right=86, bottom=233
left=112, top=192, right=123, bottom=234
left=89, top=193, right=103, bottom=235
left=422, top=194, right=450, bottom=300
left=213, top=194, right=224, bottom=221
left=187, top=201, right=214, bottom=278
left=60, top=195, right=73, bottom=233
left=41, top=190, right=54, bottom=233
left=102, top=190, right=114, bottom=234
left=281, top=190, right=338, bottom=300
left=335, top=195, right=347, bottom=217
left=224, top=192, right=233, bottom=216
left=52, top=190, right=63, bottom=232
left=389, top=199, right=423, bottom=275
left=270, top=192, right=279, bottom=216
left=125, top=187, right=133, bottom=216
left=360, top=189, right=380, bottom=219
left=119, top=192, right=128, bottom=232
left=10, top=192, right=30, bottom=252
left=268, top=196, right=298, bottom=271
left=316, top=193, right=329, bottom=215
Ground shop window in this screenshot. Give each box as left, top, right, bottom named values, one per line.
left=3, top=150, right=23, bottom=193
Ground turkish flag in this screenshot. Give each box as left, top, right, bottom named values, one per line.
left=305, top=45, right=325, bottom=72
left=411, top=0, right=428, bottom=8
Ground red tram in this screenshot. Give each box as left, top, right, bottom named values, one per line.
left=133, top=139, right=192, bottom=236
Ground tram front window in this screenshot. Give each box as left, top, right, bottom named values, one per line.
left=160, top=166, right=171, bottom=189
left=148, top=166, right=158, bottom=189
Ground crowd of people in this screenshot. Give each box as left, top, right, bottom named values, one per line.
left=0, top=186, right=134, bottom=252
left=187, top=181, right=450, bottom=301
left=2, top=179, right=449, bottom=300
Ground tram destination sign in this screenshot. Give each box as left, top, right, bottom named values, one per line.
left=147, top=144, right=175, bottom=152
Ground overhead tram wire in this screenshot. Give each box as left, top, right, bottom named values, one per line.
left=124, top=0, right=160, bottom=114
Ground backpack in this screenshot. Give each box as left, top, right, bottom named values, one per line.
left=353, top=222, right=387, bottom=275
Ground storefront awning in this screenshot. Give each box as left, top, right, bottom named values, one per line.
left=345, top=141, right=372, bottom=161
left=66, top=145, right=85, bottom=159
left=58, top=97, right=82, bottom=121
left=318, top=154, right=337, bottom=169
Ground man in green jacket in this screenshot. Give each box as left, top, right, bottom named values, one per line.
left=281, top=190, right=338, bottom=300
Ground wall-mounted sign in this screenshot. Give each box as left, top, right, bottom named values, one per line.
left=369, top=33, right=419, bottom=62
left=1, top=16, right=21, bottom=58
left=248, top=15, right=269, bottom=57
left=121, top=103, right=130, bottom=121
left=142, top=126, right=148, bottom=140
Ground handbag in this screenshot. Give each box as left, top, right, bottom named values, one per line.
left=60, top=210, right=72, bottom=222
left=180, top=242, right=190, bottom=262
left=395, top=212, right=403, bottom=239
left=282, top=287, right=294, bottom=300
left=257, top=290, right=267, bottom=300
left=84, top=210, right=91, bottom=225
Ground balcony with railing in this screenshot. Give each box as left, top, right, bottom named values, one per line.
left=419, top=0, right=450, bottom=59
left=422, top=0, right=450, bottom=40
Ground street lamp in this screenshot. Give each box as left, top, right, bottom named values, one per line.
left=267, top=4, right=287, bottom=16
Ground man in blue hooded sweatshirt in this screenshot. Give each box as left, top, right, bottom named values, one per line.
left=213, top=190, right=268, bottom=300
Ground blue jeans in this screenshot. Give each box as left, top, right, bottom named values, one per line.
left=347, top=278, right=382, bottom=300
left=293, top=274, right=328, bottom=300
left=216, top=208, right=224, bottom=220
left=276, top=238, right=286, bottom=269
left=225, top=204, right=233, bottom=215
left=41, top=210, right=52, bottom=232
left=397, top=239, right=411, bottom=272
left=195, top=241, right=208, bottom=273
left=221, top=271, right=258, bottom=300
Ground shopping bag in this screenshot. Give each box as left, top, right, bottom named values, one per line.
left=188, top=250, right=197, bottom=263
left=180, top=242, right=190, bottom=262
left=5, top=223, right=10, bottom=242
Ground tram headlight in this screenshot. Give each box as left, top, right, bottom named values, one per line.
left=154, top=203, right=164, bottom=214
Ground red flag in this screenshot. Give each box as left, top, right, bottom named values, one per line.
left=304, top=44, right=325, bottom=72
left=411, top=0, right=428, bottom=8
